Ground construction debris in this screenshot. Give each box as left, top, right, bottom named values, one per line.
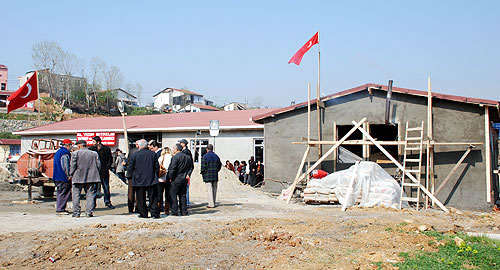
left=303, top=161, right=404, bottom=210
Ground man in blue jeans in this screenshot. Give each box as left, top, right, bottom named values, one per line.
left=53, top=139, right=73, bottom=215
left=89, top=136, right=115, bottom=209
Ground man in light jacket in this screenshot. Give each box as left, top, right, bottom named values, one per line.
left=70, top=140, right=101, bottom=218
left=200, top=144, right=222, bottom=208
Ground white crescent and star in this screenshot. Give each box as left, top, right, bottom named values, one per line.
left=307, top=41, right=312, bottom=48
left=20, top=83, right=32, bottom=98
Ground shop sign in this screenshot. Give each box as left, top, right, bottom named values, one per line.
left=76, top=132, right=116, bottom=146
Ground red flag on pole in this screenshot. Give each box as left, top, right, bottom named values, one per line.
left=7, top=71, right=38, bottom=113
left=288, top=32, right=319, bottom=65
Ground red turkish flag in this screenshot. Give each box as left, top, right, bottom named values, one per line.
left=7, top=71, right=38, bottom=113
left=288, top=32, right=319, bottom=65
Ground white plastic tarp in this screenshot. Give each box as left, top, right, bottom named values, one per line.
left=307, top=161, right=406, bottom=209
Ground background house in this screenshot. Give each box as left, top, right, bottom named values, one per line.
left=224, top=102, right=248, bottom=111
left=253, top=83, right=500, bottom=210
left=0, top=65, right=7, bottom=91
left=0, top=139, right=21, bottom=162
left=153, top=87, right=214, bottom=112
left=179, top=104, right=220, bottom=112
left=18, top=70, right=87, bottom=99
left=105, top=88, right=138, bottom=106
left=0, top=90, right=13, bottom=108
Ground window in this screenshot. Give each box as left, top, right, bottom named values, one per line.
left=10, top=145, right=21, bottom=155
left=336, top=124, right=399, bottom=163
left=254, top=138, right=264, bottom=162
left=190, top=139, right=209, bottom=162
left=1, top=83, right=5, bottom=90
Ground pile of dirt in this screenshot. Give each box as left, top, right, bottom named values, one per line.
left=109, top=172, right=127, bottom=192
left=108, top=164, right=256, bottom=200
left=189, top=164, right=254, bottom=199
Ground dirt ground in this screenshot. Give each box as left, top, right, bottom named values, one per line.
left=0, top=176, right=499, bottom=269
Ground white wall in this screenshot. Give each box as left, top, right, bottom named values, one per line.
left=162, top=130, right=263, bottom=163
left=153, top=92, right=171, bottom=109
left=20, top=129, right=264, bottom=164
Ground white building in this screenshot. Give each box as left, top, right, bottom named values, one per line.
left=224, top=102, right=248, bottom=111
left=106, top=88, right=138, bottom=106
left=153, top=88, right=205, bottom=112
left=179, top=104, right=220, bottom=113
left=14, top=109, right=274, bottom=163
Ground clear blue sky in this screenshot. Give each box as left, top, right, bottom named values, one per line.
left=2, top=0, right=499, bottom=107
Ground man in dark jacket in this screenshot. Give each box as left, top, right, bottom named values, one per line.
left=126, top=139, right=160, bottom=218
left=179, top=139, right=194, bottom=206
left=168, top=143, right=193, bottom=216
left=53, top=139, right=73, bottom=214
left=200, top=144, right=221, bottom=208
left=89, top=136, right=115, bottom=209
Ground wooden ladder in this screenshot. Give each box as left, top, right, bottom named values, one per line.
left=399, top=121, right=424, bottom=210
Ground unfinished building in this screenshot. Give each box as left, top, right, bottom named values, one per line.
left=253, top=83, right=499, bottom=210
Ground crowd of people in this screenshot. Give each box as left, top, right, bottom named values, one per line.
left=224, top=157, right=264, bottom=187
left=52, top=136, right=222, bottom=218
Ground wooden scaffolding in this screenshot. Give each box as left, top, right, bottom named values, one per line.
left=282, top=79, right=496, bottom=213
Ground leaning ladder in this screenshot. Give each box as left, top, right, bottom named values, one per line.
left=399, top=121, right=424, bottom=210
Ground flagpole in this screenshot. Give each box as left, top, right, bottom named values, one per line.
left=316, top=29, right=322, bottom=158
left=36, top=71, right=41, bottom=125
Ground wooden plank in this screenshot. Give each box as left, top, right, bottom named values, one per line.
left=317, top=82, right=322, bottom=158
left=485, top=107, right=492, bottom=202
left=362, top=122, right=368, bottom=160
left=292, top=140, right=483, bottom=146
left=352, top=120, right=449, bottom=213
left=333, top=121, right=337, bottom=172
left=285, top=118, right=367, bottom=203
left=308, top=82, right=311, bottom=143
left=427, top=77, right=434, bottom=208
left=435, top=145, right=474, bottom=195
left=294, top=146, right=311, bottom=183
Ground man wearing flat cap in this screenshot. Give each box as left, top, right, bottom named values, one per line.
left=89, top=136, right=115, bottom=209
left=53, top=139, right=73, bottom=215
left=70, top=140, right=101, bottom=217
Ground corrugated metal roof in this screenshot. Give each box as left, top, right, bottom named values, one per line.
left=14, top=109, right=274, bottom=135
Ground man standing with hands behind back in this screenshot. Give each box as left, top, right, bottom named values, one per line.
left=200, top=144, right=221, bottom=208
left=89, top=136, right=115, bottom=209
left=178, top=139, right=193, bottom=205
left=70, top=140, right=101, bottom=218
left=168, top=143, right=193, bottom=216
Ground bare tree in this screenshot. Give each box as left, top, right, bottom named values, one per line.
left=90, top=57, right=106, bottom=109
left=251, top=96, right=264, bottom=108
left=103, top=65, right=124, bottom=90
left=59, top=51, right=82, bottom=105
left=32, top=41, right=63, bottom=96
left=135, top=82, right=143, bottom=106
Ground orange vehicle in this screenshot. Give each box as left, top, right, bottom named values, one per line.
left=16, top=139, right=63, bottom=198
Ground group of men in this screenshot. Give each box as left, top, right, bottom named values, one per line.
left=53, top=136, right=115, bottom=218
left=52, top=136, right=222, bottom=219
